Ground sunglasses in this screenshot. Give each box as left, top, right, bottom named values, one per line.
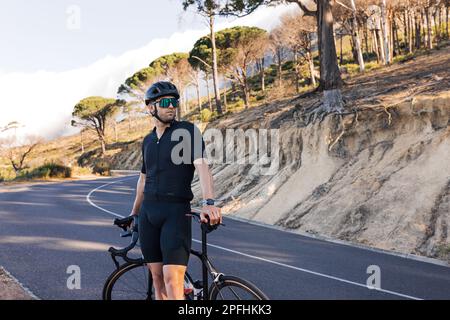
left=152, top=97, right=179, bottom=108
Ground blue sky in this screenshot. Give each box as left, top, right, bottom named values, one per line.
left=0, top=1, right=298, bottom=140
left=0, top=0, right=226, bottom=72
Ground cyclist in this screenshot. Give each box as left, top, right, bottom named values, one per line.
left=129, top=81, right=222, bottom=300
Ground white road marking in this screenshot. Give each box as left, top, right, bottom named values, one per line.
left=86, top=176, right=423, bottom=300
left=86, top=176, right=138, bottom=218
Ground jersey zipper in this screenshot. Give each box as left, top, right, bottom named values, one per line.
left=155, top=127, right=168, bottom=199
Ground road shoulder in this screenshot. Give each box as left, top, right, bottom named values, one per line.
left=0, top=266, right=37, bottom=300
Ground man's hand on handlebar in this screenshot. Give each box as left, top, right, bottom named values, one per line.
left=200, top=205, right=222, bottom=225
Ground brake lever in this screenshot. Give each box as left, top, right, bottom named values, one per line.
left=187, top=212, right=225, bottom=226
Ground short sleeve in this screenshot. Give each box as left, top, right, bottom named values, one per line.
left=191, top=123, right=205, bottom=163
left=140, top=142, right=146, bottom=174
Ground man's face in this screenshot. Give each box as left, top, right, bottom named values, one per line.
left=148, top=95, right=177, bottom=123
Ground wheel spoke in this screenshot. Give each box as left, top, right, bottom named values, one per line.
left=225, top=286, right=242, bottom=300
left=211, top=278, right=267, bottom=300
left=106, top=263, right=152, bottom=300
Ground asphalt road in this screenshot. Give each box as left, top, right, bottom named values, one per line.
left=1, top=175, right=450, bottom=300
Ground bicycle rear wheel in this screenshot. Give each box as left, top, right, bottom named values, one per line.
left=209, top=275, right=269, bottom=300
left=103, top=262, right=153, bottom=300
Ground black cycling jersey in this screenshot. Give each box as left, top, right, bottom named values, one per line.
left=140, top=120, right=205, bottom=203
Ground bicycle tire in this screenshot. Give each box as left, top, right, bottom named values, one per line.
left=208, top=275, right=269, bottom=300
left=103, top=262, right=153, bottom=300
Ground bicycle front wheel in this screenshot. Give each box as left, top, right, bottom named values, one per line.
left=103, top=262, right=153, bottom=300
left=209, top=275, right=269, bottom=300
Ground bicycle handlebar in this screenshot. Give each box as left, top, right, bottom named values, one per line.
left=108, top=210, right=224, bottom=265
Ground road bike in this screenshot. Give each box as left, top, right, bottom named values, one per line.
left=102, top=210, right=269, bottom=300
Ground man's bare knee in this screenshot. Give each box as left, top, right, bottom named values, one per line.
left=149, top=264, right=164, bottom=285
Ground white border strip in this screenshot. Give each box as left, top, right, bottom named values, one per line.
left=86, top=177, right=423, bottom=300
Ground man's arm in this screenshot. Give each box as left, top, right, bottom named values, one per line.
left=130, top=172, right=146, bottom=216
left=194, top=158, right=222, bottom=225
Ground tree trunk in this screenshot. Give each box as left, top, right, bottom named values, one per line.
left=317, top=0, right=344, bottom=112
left=209, top=13, right=222, bottom=115
left=242, top=74, right=250, bottom=109
left=183, top=87, right=188, bottom=113
left=434, top=6, right=439, bottom=42
left=256, top=58, right=265, bottom=92
left=99, top=135, right=106, bottom=156
left=195, top=77, right=201, bottom=114
left=408, top=10, right=414, bottom=53
left=350, top=0, right=365, bottom=71
left=394, top=16, right=400, bottom=56
left=277, top=49, right=282, bottom=88
left=294, top=51, right=299, bottom=93
left=223, top=86, right=227, bottom=112
left=404, top=10, right=409, bottom=51
left=113, top=122, right=118, bottom=142
left=381, top=0, right=390, bottom=64
left=389, top=14, right=394, bottom=58
left=425, top=7, right=433, bottom=49
left=307, top=51, right=316, bottom=87
left=350, top=35, right=358, bottom=62
left=377, top=29, right=386, bottom=64
left=421, top=9, right=427, bottom=47
left=373, top=30, right=380, bottom=63
left=205, top=74, right=212, bottom=112
left=437, top=6, right=442, bottom=40
left=80, top=130, right=84, bottom=153
left=260, top=57, right=265, bottom=92
left=364, top=22, right=369, bottom=54
left=445, top=2, right=449, bottom=39
left=415, top=10, right=422, bottom=49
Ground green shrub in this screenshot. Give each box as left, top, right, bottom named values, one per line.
left=93, top=160, right=111, bottom=176
left=0, top=167, right=15, bottom=181
left=393, top=53, right=415, bottom=64
left=364, top=61, right=380, bottom=71
left=343, top=63, right=360, bottom=75
left=200, top=108, right=212, bottom=122
left=17, top=163, right=72, bottom=180
left=282, top=60, right=295, bottom=71
left=38, top=163, right=71, bottom=178
left=72, top=165, right=92, bottom=176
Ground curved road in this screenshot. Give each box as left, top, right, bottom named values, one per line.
left=1, top=175, right=449, bottom=300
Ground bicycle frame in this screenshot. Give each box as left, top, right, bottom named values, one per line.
left=188, top=222, right=223, bottom=300
left=108, top=211, right=224, bottom=300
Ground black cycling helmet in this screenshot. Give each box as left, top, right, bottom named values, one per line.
left=144, top=81, right=180, bottom=105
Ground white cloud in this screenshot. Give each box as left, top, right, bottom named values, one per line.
left=0, top=4, right=297, bottom=142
